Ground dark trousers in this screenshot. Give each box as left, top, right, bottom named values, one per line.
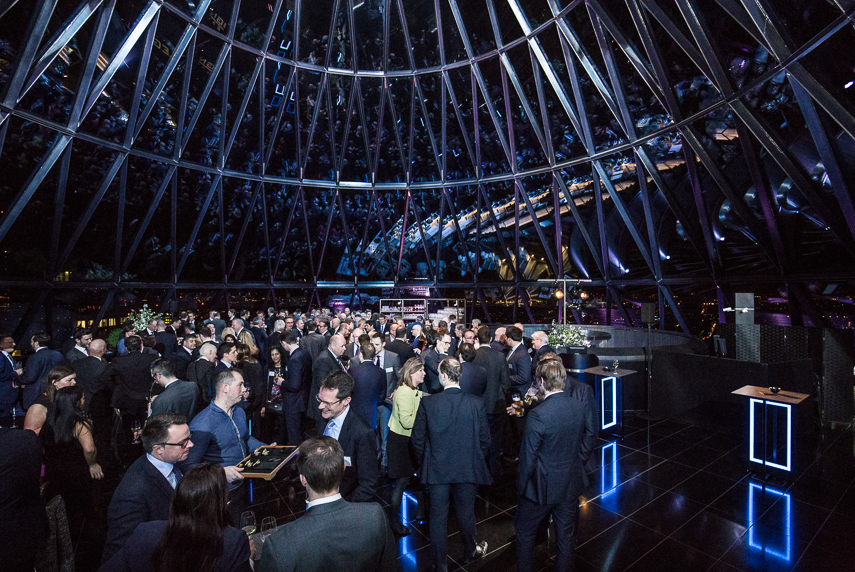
left=487, top=413, right=505, bottom=477
left=282, top=407, right=303, bottom=446
left=228, top=482, right=248, bottom=524
left=428, top=483, right=478, bottom=568
left=514, top=495, right=578, bottom=572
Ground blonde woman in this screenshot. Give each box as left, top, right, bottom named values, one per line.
left=387, top=357, right=426, bottom=536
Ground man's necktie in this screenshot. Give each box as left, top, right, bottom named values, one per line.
left=324, top=419, right=336, bottom=437
left=168, top=465, right=182, bottom=488
left=374, top=356, right=380, bottom=367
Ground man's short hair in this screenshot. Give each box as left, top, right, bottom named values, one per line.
left=141, top=412, right=186, bottom=453
left=506, top=326, right=523, bottom=342
left=281, top=331, right=298, bottom=346
left=214, top=369, right=241, bottom=394
left=156, top=319, right=166, bottom=329
left=476, top=326, right=492, bottom=344
left=199, top=342, right=217, bottom=357
left=320, top=371, right=354, bottom=400
left=216, top=342, right=235, bottom=360
left=273, top=319, right=285, bottom=332
left=150, top=358, right=175, bottom=378
left=459, top=342, right=476, bottom=363
left=72, top=327, right=89, bottom=342
left=439, top=357, right=462, bottom=384
left=395, top=326, right=407, bottom=340
left=32, top=333, right=51, bottom=346
left=297, top=436, right=345, bottom=495
left=125, top=335, right=142, bottom=352
left=537, top=360, right=566, bottom=392
left=360, top=341, right=376, bottom=361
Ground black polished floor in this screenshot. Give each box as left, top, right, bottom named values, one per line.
left=77, top=415, right=854, bottom=571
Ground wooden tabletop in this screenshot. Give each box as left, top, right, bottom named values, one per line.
left=581, top=365, right=637, bottom=377
left=731, top=385, right=810, bottom=405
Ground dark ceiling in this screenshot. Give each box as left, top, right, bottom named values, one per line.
left=1, top=0, right=855, bottom=334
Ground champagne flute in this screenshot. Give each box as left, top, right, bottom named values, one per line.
left=240, top=511, right=256, bottom=535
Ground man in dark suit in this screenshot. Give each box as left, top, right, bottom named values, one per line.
left=257, top=436, right=395, bottom=572
left=0, top=425, right=49, bottom=572
left=72, top=338, right=108, bottom=413
left=412, top=357, right=491, bottom=570
left=300, top=322, right=328, bottom=362
left=103, top=335, right=158, bottom=465
left=458, top=343, right=487, bottom=402
left=0, top=334, right=21, bottom=427
left=515, top=359, right=596, bottom=572
left=280, top=332, right=310, bottom=446
left=206, top=342, right=238, bottom=402
left=149, top=358, right=200, bottom=422
left=309, top=334, right=347, bottom=433
left=102, top=413, right=192, bottom=563
left=250, top=316, right=268, bottom=363
left=375, top=315, right=392, bottom=338
left=422, top=331, right=451, bottom=394
left=153, top=320, right=178, bottom=357
left=385, top=326, right=416, bottom=365
left=137, top=318, right=157, bottom=338
left=204, top=311, right=226, bottom=337
left=187, top=342, right=217, bottom=405
left=169, top=335, right=195, bottom=380
left=490, top=327, right=507, bottom=354
left=318, top=371, right=378, bottom=502
left=347, top=342, right=385, bottom=430
left=20, top=333, right=65, bottom=410
left=530, top=330, right=555, bottom=377
left=64, top=327, right=92, bottom=363
left=370, top=332, right=401, bottom=471
left=472, top=326, right=511, bottom=478
left=514, top=322, right=534, bottom=353
left=505, top=326, right=533, bottom=457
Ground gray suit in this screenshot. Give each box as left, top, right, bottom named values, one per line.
left=257, top=498, right=395, bottom=572
left=150, top=379, right=200, bottom=422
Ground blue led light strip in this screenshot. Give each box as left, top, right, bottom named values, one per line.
left=601, top=376, right=617, bottom=430
left=748, top=398, right=792, bottom=472
left=748, top=482, right=791, bottom=561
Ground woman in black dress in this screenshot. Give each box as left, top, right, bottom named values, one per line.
left=23, top=364, right=77, bottom=435
left=235, top=342, right=265, bottom=439
left=98, top=463, right=251, bottom=572
left=259, top=346, right=285, bottom=444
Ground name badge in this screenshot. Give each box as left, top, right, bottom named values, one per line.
left=386, top=367, right=394, bottom=373
left=343, top=456, right=352, bottom=467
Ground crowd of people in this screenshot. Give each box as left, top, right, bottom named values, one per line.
left=1, top=305, right=600, bottom=571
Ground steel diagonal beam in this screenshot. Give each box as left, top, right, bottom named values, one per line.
left=120, top=166, right=174, bottom=276
left=726, top=100, right=855, bottom=255
left=352, top=79, right=374, bottom=181
left=681, top=145, right=720, bottom=271
left=12, top=289, right=50, bottom=342
left=49, top=145, right=72, bottom=277
left=661, top=285, right=690, bottom=334
left=21, top=0, right=103, bottom=103
left=396, top=192, right=410, bottom=282
left=331, top=76, right=357, bottom=173
left=383, top=80, right=408, bottom=176
left=734, top=120, right=788, bottom=272
left=272, top=186, right=302, bottom=279
left=1, top=0, right=56, bottom=106
left=369, top=191, right=399, bottom=281
left=434, top=192, right=445, bottom=286
left=589, top=7, right=637, bottom=141
left=593, top=163, right=654, bottom=275
left=789, top=281, right=830, bottom=328
left=316, top=188, right=340, bottom=276
left=413, top=78, right=442, bottom=171
left=554, top=173, right=604, bottom=277
left=635, top=155, right=662, bottom=280
left=0, top=134, right=71, bottom=245
left=394, top=0, right=418, bottom=70
left=69, top=0, right=115, bottom=129
left=446, top=0, right=475, bottom=59
left=225, top=57, right=265, bottom=161
left=259, top=186, right=273, bottom=282
left=552, top=179, right=564, bottom=278
left=608, top=286, right=634, bottom=326
left=514, top=184, right=522, bottom=282
left=441, top=188, right=475, bottom=277
left=477, top=184, right=518, bottom=281
left=471, top=68, right=481, bottom=177
left=354, top=190, right=377, bottom=278
left=336, top=190, right=358, bottom=279
left=181, top=44, right=230, bottom=153
left=173, top=32, right=196, bottom=161
left=476, top=287, right=493, bottom=324
left=592, top=169, right=610, bottom=282
left=556, top=29, right=593, bottom=154
left=636, top=0, right=715, bottom=81
left=91, top=288, right=117, bottom=333
left=472, top=62, right=512, bottom=163
left=517, top=181, right=559, bottom=277
left=674, top=0, right=734, bottom=97
left=176, top=175, right=221, bottom=279
left=369, top=81, right=388, bottom=175
left=124, top=14, right=159, bottom=147
left=520, top=286, right=536, bottom=324
left=300, top=76, right=328, bottom=171
left=529, top=47, right=555, bottom=161
left=217, top=176, right=226, bottom=281
left=57, top=153, right=126, bottom=272
left=169, top=171, right=176, bottom=283
left=790, top=80, right=855, bottom=246
left=498, top=52, right=549, bottom=159
left=227, top=182, right=264, bottom=276
left=407, top=193, right=437, bottom=281
left=442, top=71, right=478, bottom=174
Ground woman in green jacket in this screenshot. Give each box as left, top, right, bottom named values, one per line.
left=387, top=357, right=426, bottom=536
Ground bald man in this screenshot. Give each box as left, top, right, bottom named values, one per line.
left=309, top=334, right=348, bottom=433
left=72, top=339, right=107, bottom=413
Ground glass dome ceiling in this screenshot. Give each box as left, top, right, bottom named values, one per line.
left=1, top=0, right=855, bottom=332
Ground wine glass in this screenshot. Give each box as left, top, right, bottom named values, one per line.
left=261, top=516, right=277, bottom=533
left=240, top=511, right=256, bottom=536
left=612, top=359, right=619, bottom=371
left=131, top=419, right=141, bottom=444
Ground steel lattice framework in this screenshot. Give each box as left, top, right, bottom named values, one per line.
left=1, top=0, right=855, bottom=337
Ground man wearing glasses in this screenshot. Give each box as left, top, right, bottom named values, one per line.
left=317, top=371, right=378, bottom=503
left=184, top=369, right=271, bottom=519
left=102, top=413, right=192, bottom=563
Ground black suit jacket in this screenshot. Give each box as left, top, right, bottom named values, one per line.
left=348, top=361, right=386, bottom=430
left=300, top=333, right=328, bottom=363
left=20, top=348, right=65, bottom=409
left=0, top=352, right=19, bottom=419
left=309, top=350, right=344, bottom=423
left=531, top=344, right=556, bottom=377
left=421, top=348, right=446, bottom=394
left=0, top=427, right=49, bottom=565
left=72, top=356, right=107, bottom=413
left=517, top=391, right=595, bottom=505
left=187, top=358, right=215, bottom=403
left=65, top=347, right=88, bottom=363
left=565, top=374, right=598, bottom=475
left=102, top=455, right=175, bottom=563
left=411, top=387, right=492, bottom=486
left=460, top=361, right=488, bottom=400
left=168, top=347, right=194, bottom=380
left=506, top=343, right=533, bottom=394
left=104, top=351, right=158, bottom=414
left=257, top=498, right=395, bottom=572
left=283, top=347, right=311, bottom=414
left=327, top=410, right=378, bottom=502
left=150, top=380, right=200, bottom=422
left=153, top=331, right=178, bottom=357
left=472, top=346, right=511, bottom=414
left=385, top=339, right=416, bottom=365
left=100, top=520, right=251, bottom=572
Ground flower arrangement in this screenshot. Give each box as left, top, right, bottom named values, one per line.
left=126, top=304, right=163, bottom=332
left=547, top=321, right=585, bottom=348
